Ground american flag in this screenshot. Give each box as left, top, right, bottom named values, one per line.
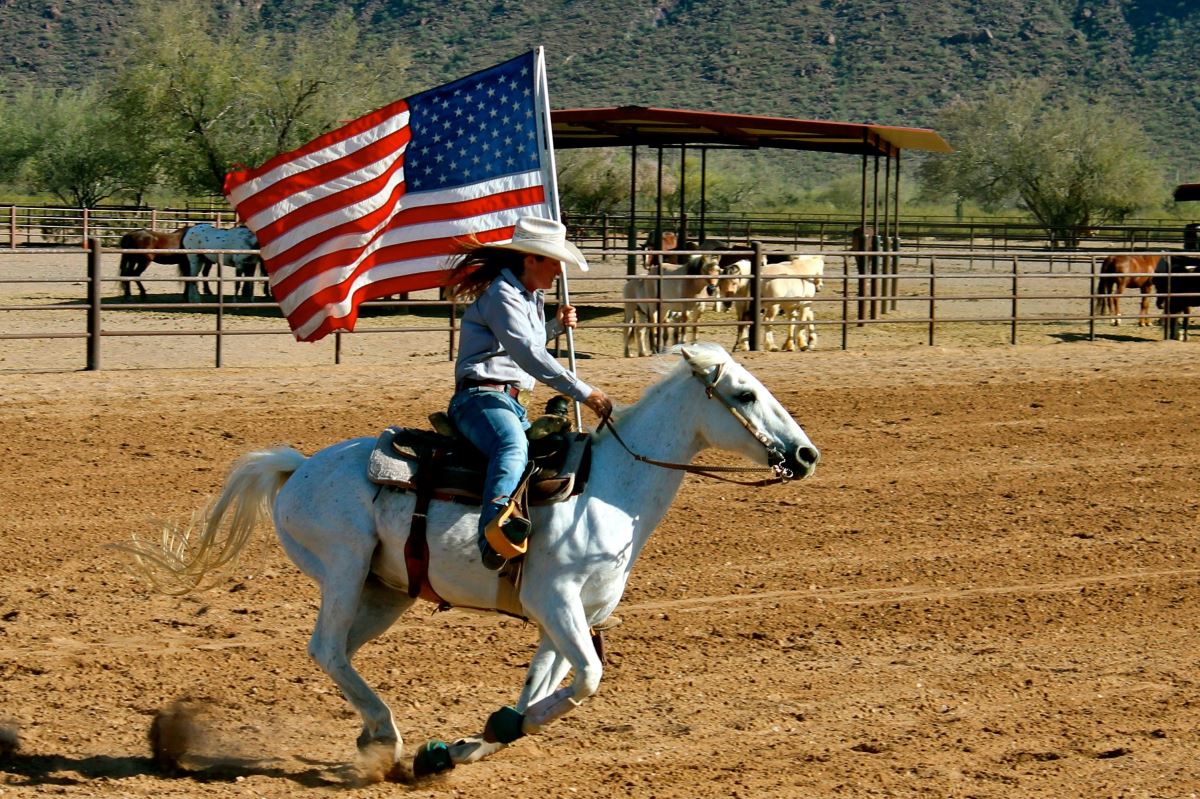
left=223, top=50, right=558, bottom=342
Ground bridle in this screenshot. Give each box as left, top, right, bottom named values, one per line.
left=599, top=361, right=795, bottom=487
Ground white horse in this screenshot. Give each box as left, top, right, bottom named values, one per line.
left=180, top=224, right=262, bottom=303
left=117, top=343, right=819, bottom=780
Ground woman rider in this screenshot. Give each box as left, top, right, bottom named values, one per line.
left=445, top=216, right=613, bottom=569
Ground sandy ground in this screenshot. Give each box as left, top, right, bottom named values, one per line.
left=1, top=335, right=1199, bottom=798
left=2, top=246, right=1200, bottom=797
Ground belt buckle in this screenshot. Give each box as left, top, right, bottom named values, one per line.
left=516, top=388, right=531, bottom=407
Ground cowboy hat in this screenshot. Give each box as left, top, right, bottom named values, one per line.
left=495, top=216, right=588, bottom=271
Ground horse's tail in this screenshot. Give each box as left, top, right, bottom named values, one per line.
left=117, top=233, right=136, bottom=277
left=1093, top=256, right=1114, bottom=315
left=112, top=447, right=307, bottom=596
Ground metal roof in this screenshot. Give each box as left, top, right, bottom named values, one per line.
left=1174, top=183, right=1200, bottom=202
left=550, top=106, right=953, bottom=156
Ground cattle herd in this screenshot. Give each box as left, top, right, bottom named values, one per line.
left=624, top=232, right=826, bottom=357
left=625, top=226, right=1200, bottom=356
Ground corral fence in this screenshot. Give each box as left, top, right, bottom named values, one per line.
left=3, top=204, right=1196, bottom=253
left=3, top=236, right=1198, bottom=372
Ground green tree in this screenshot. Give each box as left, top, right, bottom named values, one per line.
left=557, top=150, right=631, bottom=217
left=1, top=85, right=159, bottom=207
left=114, top=0, right=409, bottom=196
left=918, top=80, right=1165, bottom=248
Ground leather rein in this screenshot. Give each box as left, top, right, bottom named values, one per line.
left=599, top=362, right=794, bottom=487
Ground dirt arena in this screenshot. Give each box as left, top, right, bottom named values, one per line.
left=1, top=329, right=1199, bottom=797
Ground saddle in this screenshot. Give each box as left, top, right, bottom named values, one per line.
left=366, top=400, right=593, bottom=606
left=366, top=414, right=592, bottom=506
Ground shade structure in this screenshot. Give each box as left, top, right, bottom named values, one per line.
left=550, top=106, right=952, bottom=156
left=1174, top=183, right=1200, bottom=202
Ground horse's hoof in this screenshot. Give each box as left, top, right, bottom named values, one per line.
left=483, top=706, right=526, bottom=744
left=412, top=739, right=454, bottom=777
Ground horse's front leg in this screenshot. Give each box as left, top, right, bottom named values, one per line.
left=512, top=596, right=602, bottom=735
left=439, top=638, right=569, bottom=770
left=452, top=595, right=600, bottom=769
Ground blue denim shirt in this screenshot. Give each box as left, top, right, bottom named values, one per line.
left=454, top=268, right=592, bottom=402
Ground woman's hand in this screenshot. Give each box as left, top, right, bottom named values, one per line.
left=583, top=388, right=612, bottom=419
left=557, top=303, right=578, bottom=329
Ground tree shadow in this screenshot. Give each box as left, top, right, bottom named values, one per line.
left=1050, top=331, right=1162, bottom=344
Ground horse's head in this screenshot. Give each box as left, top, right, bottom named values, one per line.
left=677, top=342, right=819, bottom=480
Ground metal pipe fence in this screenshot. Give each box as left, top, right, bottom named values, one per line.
left=2, top=241, right=1198, bottom=371
left=4, top=204, right=1193, bottom=252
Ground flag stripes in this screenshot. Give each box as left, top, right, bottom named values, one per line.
left=223, top=51, right=554, bottom=342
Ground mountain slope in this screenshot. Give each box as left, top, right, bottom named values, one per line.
left=2, top=0, right=1198, bottom=183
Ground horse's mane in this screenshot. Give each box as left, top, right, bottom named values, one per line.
left=609, top=342, right=731, bottom=420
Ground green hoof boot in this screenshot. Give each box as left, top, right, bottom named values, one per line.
left=412, top=739, right=454, bottom=777
left=482, top=705, right=526, bottom=744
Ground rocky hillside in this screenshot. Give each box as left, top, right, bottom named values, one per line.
left=3, top=0, right=1198, bottom=183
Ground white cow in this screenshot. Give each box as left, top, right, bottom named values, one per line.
left=720, top=255, right=824, bottom=352
left=622, top=256, right=721, bottom=357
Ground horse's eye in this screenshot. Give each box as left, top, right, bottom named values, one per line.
left=736, top=390, right=756, bottom=403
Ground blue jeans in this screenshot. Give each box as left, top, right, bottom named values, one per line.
left=448, top=387, right=530, bottom=537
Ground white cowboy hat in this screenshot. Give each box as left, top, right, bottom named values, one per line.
left=495, top=216, right=588, bottom=271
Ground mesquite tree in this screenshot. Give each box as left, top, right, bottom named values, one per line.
left=112, top=0, right=409, bottom=196
left=918, top=80, right=1165, bottom=248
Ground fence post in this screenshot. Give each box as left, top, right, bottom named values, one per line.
left=1088, top=255, right=1096, bottom=341
left=890, top=234, right=900, bottom=311
left=870, top=232, right=883, bottom=320
left=840, top=245, right=849, bottom=350
left=82, top=208, right=90, bottom=246
left=928, top=256, right=937, bottom=347
left=750, top=241, right=763, bottom=351
left=449, top=292, right=458, bottom=361
left=1010, top=255, right=1019, bottom=345
left=215, top=269, right=224, bottom=368
left=87, top=238, right=102, bottom=370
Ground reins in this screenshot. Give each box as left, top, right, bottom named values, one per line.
left=598, top=362, right=795, bottom=487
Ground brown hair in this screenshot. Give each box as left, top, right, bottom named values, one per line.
left=444, top=243, right=527, bottom=303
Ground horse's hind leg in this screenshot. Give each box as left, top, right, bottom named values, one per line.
left=303, top=549, right=405, bottom=770
left=1139, top=290, right=1152, bottom=327
left=347, top=576, right=416, bottom=759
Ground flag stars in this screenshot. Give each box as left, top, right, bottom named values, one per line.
left=403, top=54, right=540, bottom=193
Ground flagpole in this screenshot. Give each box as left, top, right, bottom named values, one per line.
left=534, top=47, right=584, bottom=430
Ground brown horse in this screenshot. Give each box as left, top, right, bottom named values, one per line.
left=117, top=227, right=190, bottom=298
left=1094, top=254, right=1163, bottom=327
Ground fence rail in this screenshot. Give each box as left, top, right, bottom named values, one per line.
left=3, top=204, right=1195, bottom=252
left=2, top=239, right=1198, bottom=372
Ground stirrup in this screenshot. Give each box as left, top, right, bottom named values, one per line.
left=484, top=499, right=531, bottom=561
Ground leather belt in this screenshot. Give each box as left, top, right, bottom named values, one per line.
left=457, top=378, right=521, bottom=400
